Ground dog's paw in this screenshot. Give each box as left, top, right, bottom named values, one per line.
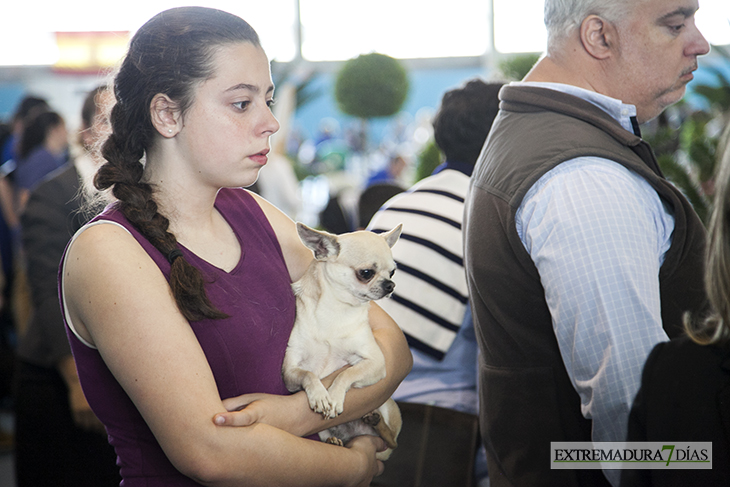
left=318, top=398, right=340, bottom=419
left=325, top=390, right=346, bottom=418
left=322, top=399, right=344, bottom=418
left=306, top=388, right=334, bottom=417
left=362, top=410, right=382, bottom=426
left=325, top=437, right=344, bottom=447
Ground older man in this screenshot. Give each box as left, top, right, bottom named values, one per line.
left=463, top=1, right=710, bottom=486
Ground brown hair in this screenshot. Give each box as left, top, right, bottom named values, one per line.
left=95, top=7, right=261, bottom=321
left=19, top=110, right=63, bottom=160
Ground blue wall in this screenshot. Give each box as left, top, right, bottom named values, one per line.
left=290, top=59, right=730, bottom=145
left=291, top=65, right=488, bottom=143
left=0, top=84, right=27, bottom=121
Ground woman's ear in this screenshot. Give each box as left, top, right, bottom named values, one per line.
left=580, top=15, right=615, bottom=60
left=150, top=93, right=182, bottom=138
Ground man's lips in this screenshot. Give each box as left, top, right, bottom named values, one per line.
left=680, top=64, right=698, bottom=82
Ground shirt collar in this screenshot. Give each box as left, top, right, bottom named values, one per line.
left=511, top=81, right=639, bottom=136
left=432, top=160, right=474, bottom=177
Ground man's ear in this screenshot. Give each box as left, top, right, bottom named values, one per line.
left=150, top=93, right=182, bottom=138
left=580, top=15, right=615, bottom=60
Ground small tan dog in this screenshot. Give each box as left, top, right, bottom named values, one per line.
left=282, top=222, right=403, bottom=459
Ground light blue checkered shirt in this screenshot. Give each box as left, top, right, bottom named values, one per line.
left=514, top=82, right=675, bottom=486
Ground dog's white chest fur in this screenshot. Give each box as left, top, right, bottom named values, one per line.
left=288, top=268, right=377, bottom=369
left=286, top=314, right=373, bottom=379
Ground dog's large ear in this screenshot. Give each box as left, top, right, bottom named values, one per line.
left=296, top=223, right=340, bottom=261
left=381, top=224, right=403, bottom=249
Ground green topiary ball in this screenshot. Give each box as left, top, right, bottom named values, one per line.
left=414, top=138, right=444, bottom=183
left=334, top=53, right=410, bottom=119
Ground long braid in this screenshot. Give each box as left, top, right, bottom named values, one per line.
left=93, top=7, right=260, bottom=321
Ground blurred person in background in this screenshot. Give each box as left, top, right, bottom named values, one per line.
left=14, top=109, right=69, bottom=212
left=366, top=154, right=408, bottom=188
left=254, top=84, right=303, bottom=220
left=13, top=85, right=120, bottom=486
left=0, top=97, right=49, bottom=425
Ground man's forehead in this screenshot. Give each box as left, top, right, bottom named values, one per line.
left=637, top=0, right=700, bottom=20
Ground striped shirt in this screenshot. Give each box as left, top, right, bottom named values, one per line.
left=367, top=168, right=470, bottom=360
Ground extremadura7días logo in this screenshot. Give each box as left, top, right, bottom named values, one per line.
left=550, top=442, right=712, bottom=469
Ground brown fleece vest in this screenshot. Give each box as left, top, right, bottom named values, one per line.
left=464, top=86, right=707, bottom=487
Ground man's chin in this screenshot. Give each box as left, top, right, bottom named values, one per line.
left=668, top=86, right=688, bottom=107
left=643, top=86, right=688, bottom=122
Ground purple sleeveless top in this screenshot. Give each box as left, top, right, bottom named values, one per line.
left=61, top=188, right=297, bottom=486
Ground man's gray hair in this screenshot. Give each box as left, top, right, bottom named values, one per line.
left=544, top=0, right=636, bottom=47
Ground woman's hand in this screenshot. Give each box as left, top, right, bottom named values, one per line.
left=214, top=393, right=388, bottom=487
left=213, top=392, right=325, bottom=437
left=214, top=366, right=347, bottom=435
left=346, top=435, right=387, bottom=487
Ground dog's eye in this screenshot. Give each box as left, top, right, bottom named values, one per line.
left=389, top=269, right=395, bottom=278
left=358, top=269, right=375, bottom=281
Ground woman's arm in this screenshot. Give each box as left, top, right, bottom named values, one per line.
left=64, top=223, right=385, bottom=487
left=216, top=193, right=413, bottom=434
left=215, top=302, right=412, bottom=436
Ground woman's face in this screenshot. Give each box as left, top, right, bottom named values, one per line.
left=173, top=42, right=280, bottom=190
left=46, top=120, right=68, bottom=156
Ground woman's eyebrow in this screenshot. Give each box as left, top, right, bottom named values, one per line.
left=226, top=83, right=257, bottom=93
left=225, top=83, right=274, bottom=94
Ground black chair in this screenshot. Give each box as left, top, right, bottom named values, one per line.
left=371, top=402, right=481, bottom=487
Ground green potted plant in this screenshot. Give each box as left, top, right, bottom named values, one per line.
left=334, top=52, right=410, bottom=150
left=497, top=53, right=541, bottom=81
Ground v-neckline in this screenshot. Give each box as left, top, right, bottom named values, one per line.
left=176, top=201, right=245, bottom=275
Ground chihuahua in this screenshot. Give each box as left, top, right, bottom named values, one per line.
left=282, top=222, right=403, bottom=459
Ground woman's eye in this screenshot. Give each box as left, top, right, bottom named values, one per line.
left=233, top=101, right=250, bottom=110
left=267, top=98, right=276, bottom=108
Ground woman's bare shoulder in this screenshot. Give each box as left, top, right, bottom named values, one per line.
left=65, top=221, right=152, bottom=277
left=63, top=220, right=176, bottom=343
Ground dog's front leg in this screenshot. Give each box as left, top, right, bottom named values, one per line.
left=325, top=356, right=387, bottom=418
left=284, top=367, right=333, bottom=416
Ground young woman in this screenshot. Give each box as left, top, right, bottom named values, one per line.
left=60, top=7, right=411, bottom=486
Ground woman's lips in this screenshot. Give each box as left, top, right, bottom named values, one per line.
left=250, top=149, right=269, bottom=166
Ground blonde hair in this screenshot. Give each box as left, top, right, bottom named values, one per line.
left=685, top=125, right=730, bottom=347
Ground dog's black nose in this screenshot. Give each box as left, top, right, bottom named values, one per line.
left=382, top=280, right=395, bottom=294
